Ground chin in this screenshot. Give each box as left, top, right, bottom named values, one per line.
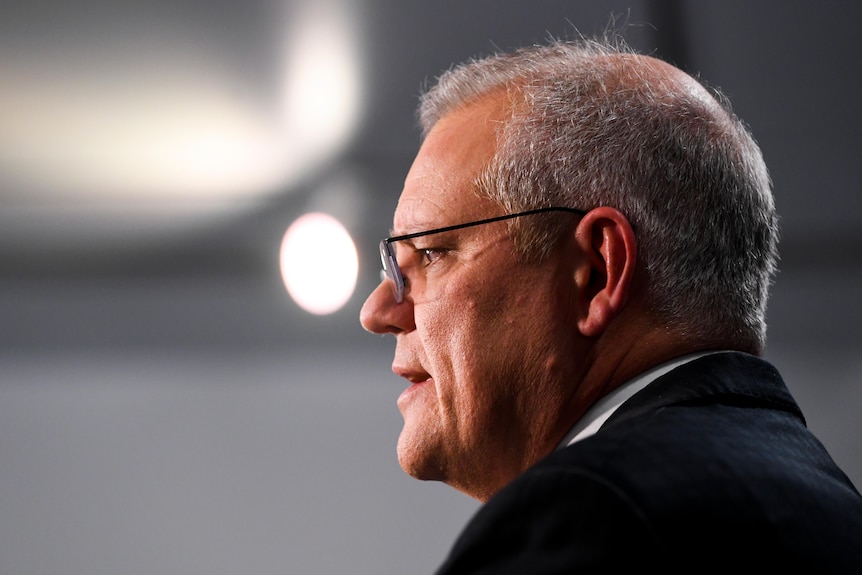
left=396, top=431, right=447, bottom=482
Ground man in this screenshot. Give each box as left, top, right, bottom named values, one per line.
left=359, top=36, right=862, bottom=572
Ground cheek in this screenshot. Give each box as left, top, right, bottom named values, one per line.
left=418, top=298, right=486, bottom=405
left=419, top=298, right=476, bottom=378
left=418, top=270, right=528, bottom=379
left=415, top=261, right=543, bottom=408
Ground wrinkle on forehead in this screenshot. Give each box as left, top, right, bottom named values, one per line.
left=393, top=92, right=509, bottom=236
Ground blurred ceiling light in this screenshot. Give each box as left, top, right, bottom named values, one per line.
left=281, top=0, right=364, bottom=178
left=0, top=67, right=293, bottom=200
left=280, top=212, right=358, bottom=315
left=0, top=0, right=365, bottom=250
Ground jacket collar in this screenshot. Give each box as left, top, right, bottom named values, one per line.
left=603, top=351, right=804, bottom=431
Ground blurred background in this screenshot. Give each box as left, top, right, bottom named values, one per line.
left=1, top=0, right=860, bottom=573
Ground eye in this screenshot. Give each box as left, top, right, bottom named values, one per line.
left=419, top=247, right=447, bottom=266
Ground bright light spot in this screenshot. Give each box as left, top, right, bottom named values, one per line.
left=280, top=213, right=358, bottom=315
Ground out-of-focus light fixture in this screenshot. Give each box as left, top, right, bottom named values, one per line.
left=281, top=0, right=364, bottom=179
left=280, top=212, right=358, bottom=315
left=0, top=0, right=366, bottom=252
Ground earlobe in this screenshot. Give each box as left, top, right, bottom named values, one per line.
left=574, top=208, right=637, bottom=337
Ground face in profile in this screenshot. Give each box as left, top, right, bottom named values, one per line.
left=360, top=96, right=583, bottom=499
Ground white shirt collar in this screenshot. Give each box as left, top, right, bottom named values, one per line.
left=556, top=351, right=720, bottom=449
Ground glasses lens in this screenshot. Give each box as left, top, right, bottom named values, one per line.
left=379, top=240, right=403, bottom=302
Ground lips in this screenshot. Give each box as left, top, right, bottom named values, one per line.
left=401, top=372, right=432, bottom=385
left=398, top=371, right=433, bottom=392
left=392, top=361, right=431, bottom=383
left=393, top=366, right=432, bottom=406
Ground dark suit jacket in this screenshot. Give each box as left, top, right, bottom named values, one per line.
left=435, top=352, right=862, bottom=574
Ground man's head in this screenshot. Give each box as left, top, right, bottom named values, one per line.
left=360, top=37, right=779, bottom=500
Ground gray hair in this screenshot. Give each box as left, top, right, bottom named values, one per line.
left=418, top=37, right=779, bottom=353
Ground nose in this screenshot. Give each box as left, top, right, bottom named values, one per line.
left=359, top=278, right=414, bottom=335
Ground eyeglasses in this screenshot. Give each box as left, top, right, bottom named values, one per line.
left=379, top=206, right=586, bottom=303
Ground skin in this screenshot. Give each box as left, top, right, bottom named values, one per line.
left=360, top=55, right=704, bottom=502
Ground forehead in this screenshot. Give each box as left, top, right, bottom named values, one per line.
left=393, top=95, right=508, bottom=233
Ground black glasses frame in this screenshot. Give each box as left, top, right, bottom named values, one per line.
left=379, top=206, right=586, bottom=303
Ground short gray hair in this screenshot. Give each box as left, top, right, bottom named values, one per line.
left=418, top=37, right=779, bottom=353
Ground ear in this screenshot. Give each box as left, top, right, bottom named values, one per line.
left=572, top=207, right=637, bottom=337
